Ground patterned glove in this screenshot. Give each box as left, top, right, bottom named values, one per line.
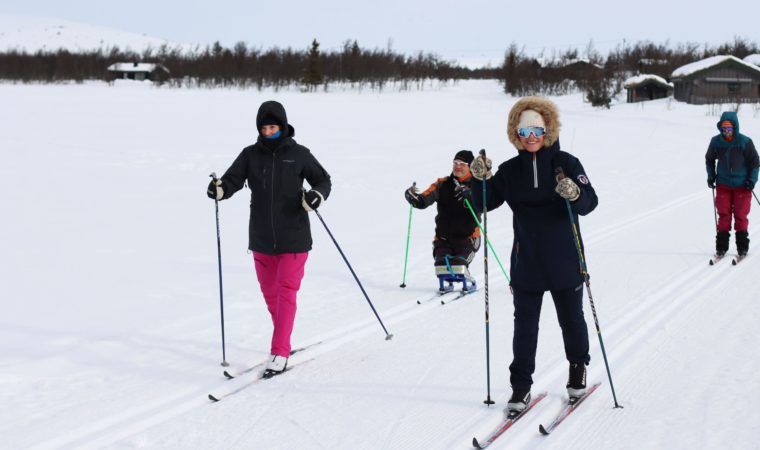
left=302, top=190, right=324, bottom=211
left=555, top=177, right=580, bottom=201
left=469, top=155, right=492, bottom=180
left=207, top=179, right=224, bottom=200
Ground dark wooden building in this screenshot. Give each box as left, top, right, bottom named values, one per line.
left=624, top=74, right=673, bottom=103
left=671, top=55, right=760, bottom=104
left=106, top=62, right=170, bottom=82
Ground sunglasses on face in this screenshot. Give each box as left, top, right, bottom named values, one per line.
left=517, top=127, right=546, bottom=138
left=721, top=127, right=734, bottom=133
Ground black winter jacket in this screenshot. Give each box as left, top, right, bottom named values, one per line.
left=415, top=173, right=481, bottom=241
left=471, top=142, right=597, bottom=291
left=220, top=102, right=331, bottom=254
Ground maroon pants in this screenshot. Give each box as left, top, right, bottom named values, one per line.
left=715, top=184, right=752, bottom=232
left=253, top=252, right=308, bottom=357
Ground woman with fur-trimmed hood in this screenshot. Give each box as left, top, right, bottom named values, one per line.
left=465, top=96, right=598, bottom=414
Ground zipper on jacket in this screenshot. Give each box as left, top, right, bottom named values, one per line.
left=270, top=155, right=277, bottom=250
left=532, top=154, right=538, bottom=188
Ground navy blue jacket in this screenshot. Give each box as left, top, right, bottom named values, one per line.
left=471, top=141, right=598, bottom=292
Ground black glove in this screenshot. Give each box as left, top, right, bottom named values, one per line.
left=302, top=190, right=324, bottom=211
left=746, top=179, right=755, bottom=191
left=405, top=186, right=424, bottom=207
left=207, top=179, right=224, bottom=200
left=454, top=184, right=472, bottom=204
left=707, top=178, right=715, bottom=189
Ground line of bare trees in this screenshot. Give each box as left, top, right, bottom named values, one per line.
left=0, top=39, right=492, bottom=89
left=1, top=36, right=757, bottom=101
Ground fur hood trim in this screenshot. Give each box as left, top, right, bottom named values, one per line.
left=507, top=96, right=561, bottom=150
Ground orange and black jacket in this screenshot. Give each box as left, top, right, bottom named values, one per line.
left=415, top=173, right=481, bottom=241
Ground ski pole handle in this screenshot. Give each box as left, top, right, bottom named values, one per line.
left=209, top=172, right=218, bottom=182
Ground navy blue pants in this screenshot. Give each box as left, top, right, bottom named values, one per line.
left=509, top=284, right=590, bottom=390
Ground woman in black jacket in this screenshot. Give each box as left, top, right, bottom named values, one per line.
left=207, top=100, right=331, bottom=377
left=468, top=96, right=598, bottom=413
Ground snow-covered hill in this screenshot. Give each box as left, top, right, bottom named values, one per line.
left=1, top=80, right=759, bottom=449
left=0, top=14, right=193, bottom=53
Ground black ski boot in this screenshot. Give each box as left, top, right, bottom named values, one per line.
left=716, top=231, right=730, bottom=256
left=736, top=231, right=749, bottom=256
left=566, top=363, right=587, bottom=399
left=507, top=389, right=531, bottom=415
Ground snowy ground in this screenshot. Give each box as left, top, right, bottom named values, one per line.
left=1, top=80, right=759, bottom=449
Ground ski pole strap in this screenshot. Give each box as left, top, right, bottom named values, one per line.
left=463, top=198, right=510, bottom=282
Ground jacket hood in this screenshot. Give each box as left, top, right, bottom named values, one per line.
left=507, top=96, right=561, bottom=151
left=256, top=100, right=295, bottom=138
left=717, top=111, right=740, bottom=134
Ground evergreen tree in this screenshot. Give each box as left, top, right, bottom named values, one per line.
left=303, top=39, right=324, bottom=89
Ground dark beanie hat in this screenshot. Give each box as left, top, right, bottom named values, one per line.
left=260, top=114, right=281, bottom=127
left=454, top=150, right=475, bottom=164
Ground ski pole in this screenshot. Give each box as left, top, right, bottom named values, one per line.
left=556, top=168, right=621, bottom=408
left=752, top=189, right=760, bottom=207
left=314, top=209, right=394, bottom=340
left=712, top=187, right=718, bottom=231
left=400, top=182, right=415, bottom=288
left=462, top=197, right=509, bottom=283
left=478, top=149, right=495, bottom=406
left=209, top=172, right=229, bottom=367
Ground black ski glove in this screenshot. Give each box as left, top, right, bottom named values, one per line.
left=746, top=179, right=755, bottom=191
left=707, top=177, right=715, bottom=189
left=207, top=179, right=225, bottom=200
left=405, top=186, right=424, bottom=208
left=302, top=190, right=324, bottom=211
left=454, top=184, right=472, bottom=204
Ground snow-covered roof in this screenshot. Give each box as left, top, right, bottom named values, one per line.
left=743, top=54, right=760, bottom=67
left=671, top=55, right=760, bottom=79
left=107, top=62, right=168, bottom=73
left=623, top=74, right=673, bottom=89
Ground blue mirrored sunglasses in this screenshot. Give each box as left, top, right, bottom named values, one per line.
left=720, top=127, right=734, bottom=133
left=517, top=127, right=546, bottom=138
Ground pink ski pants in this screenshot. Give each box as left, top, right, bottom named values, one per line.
left=252, top=251, right=308, bottom=357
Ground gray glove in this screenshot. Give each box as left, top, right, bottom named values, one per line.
left=470, top=155, right=492, bottom=180
left=555, top=177, right=580, bottom=201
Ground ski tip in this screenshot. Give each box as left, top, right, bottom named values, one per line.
left=538, top=424, right=550, bottom=435
left=223, top=371, right=234, bottom=379
left=472, top=437, right=484, bottom=449
left=208, top=394, right=220, bottom=402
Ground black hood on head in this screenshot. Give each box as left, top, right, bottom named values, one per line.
left=256, top=100, right=295, bottom=138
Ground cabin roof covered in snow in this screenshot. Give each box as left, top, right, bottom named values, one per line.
left=671, top=55, right=760, bottom=79
left=107, top=62, right=168, bottom=73
left=623, top=74, right=673, bottom=89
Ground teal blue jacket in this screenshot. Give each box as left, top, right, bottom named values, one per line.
left=705, top=111, right=759, bottom=188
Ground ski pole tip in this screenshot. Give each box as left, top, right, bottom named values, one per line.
left=385, top=334, right=394, bottom=341
left=399, top=283, right=406, bottom=288
left=220, top=360, right=229, bottom=367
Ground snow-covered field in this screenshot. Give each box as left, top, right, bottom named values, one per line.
left=2, top=80, right=759, bottom=449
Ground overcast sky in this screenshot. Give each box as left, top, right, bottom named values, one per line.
left=3, top=0, right=760, bottom=65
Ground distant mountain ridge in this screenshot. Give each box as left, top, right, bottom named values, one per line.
left=0, top=13, right=194, bottom=53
